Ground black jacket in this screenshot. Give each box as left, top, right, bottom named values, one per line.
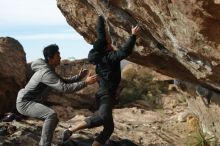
left=88, top=16, right=136, bottom=96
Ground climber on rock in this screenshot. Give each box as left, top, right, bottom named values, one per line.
left=16, top=44, right=98, bottom=146
left=61, top=15, right=140, bottom=146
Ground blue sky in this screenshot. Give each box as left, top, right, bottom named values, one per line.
left=0, top=0, right=92, bottom=62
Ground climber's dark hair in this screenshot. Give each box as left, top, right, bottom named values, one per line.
left=43, top=44, right=59, bottom=63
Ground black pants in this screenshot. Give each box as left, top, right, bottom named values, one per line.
left=85, top=93, right=114, bottom=144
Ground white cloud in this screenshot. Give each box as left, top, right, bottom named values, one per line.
left=14, top=33, right=82, bottom=41
left=0, top=0, right=66, bottom=25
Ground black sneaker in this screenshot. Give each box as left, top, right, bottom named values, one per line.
left=0, top=127, right=7, bottom=136
left=61, top=129, right=72, bottom=142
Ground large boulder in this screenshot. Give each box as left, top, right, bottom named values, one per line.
left=0, top=37, right=27, bottom=116
left=57, top=0, right=220, bottom=90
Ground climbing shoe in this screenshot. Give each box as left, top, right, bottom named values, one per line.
left=61, top=129, right=72, bottom=142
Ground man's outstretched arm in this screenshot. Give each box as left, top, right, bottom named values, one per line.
left=41, top=70, right=98, bottom=93
left=93, top=15, right=107, bottom=52
left=104, top=25, right=140, bottom=63
left=96, top=15, right=106, bottom=40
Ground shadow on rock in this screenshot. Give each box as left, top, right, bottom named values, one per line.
left=58, top=139, right=138, bottom=146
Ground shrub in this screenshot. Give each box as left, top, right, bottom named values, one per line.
left=187, top=128, right=216, bottom=146
left=119, top=66, right=168, bottom=107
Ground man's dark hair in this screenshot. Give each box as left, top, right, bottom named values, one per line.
left=43, top=44, right=59, bottom=63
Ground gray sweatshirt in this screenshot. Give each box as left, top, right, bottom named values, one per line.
left=17, top=59, right=87, bottom=103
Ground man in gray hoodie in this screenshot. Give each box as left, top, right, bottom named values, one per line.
left=16, top=44, right=98, bottom=146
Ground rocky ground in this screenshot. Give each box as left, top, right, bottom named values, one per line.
left=0, top=61, right=205, bottom=146
left=0, top=86, right=198, bottom=146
